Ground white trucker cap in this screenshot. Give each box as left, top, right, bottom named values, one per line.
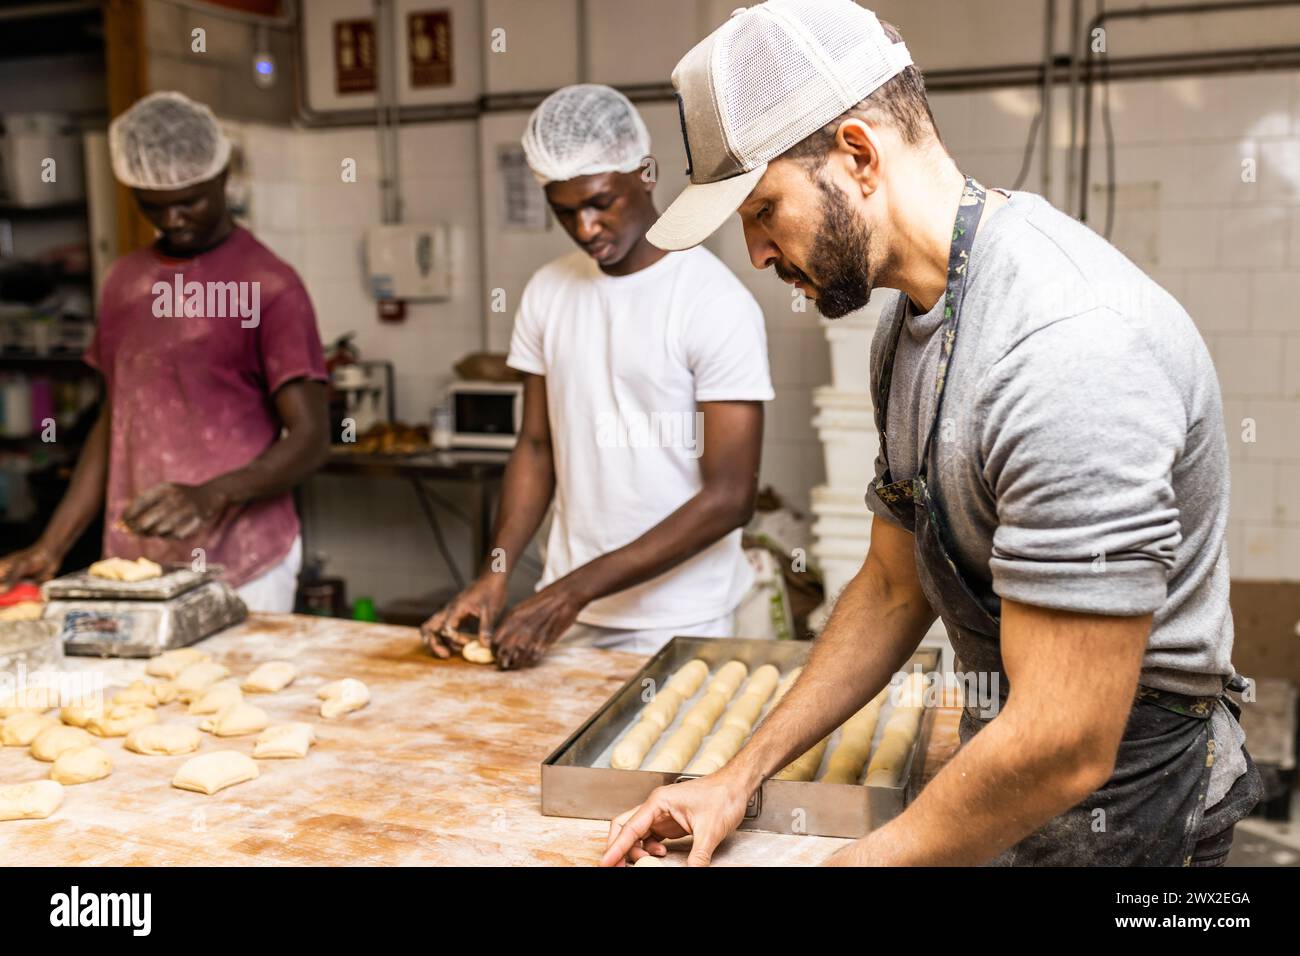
left=648, top=0, right=912, bottom=251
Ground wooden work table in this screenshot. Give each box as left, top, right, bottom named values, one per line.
left=0, top=614, right=962, bottom=866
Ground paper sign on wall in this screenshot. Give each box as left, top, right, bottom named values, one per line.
left=497, top=145, right=550, bottom=232
left=409, top=10, right=452, bottom=88
left=335, top=18, right=377, bottom=95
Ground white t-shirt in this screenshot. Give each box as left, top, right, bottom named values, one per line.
left=507, top=246, right=774, bottom=630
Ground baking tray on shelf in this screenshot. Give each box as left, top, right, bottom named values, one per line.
left=541, top=636, right=941, bottom=839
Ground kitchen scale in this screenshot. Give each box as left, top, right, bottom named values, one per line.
left=40, top=565, right=247, bottom=658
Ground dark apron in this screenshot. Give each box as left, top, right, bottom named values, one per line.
left=866, top=178, right=1261, bottom=866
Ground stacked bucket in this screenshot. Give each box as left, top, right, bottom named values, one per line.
left=810, top=303, right=883, bottom=601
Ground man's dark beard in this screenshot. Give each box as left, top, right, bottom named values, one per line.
left=806, top=175, right=874, bottom=319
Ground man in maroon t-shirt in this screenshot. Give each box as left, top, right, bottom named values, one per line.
left=0, top=92, right=328, bottom=612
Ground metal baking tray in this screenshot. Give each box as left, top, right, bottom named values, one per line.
left=41, top=564, right=221, bottom=602
left=43, top=580, right=247, bottom=658
left=542, top=637, right=940, bottom=839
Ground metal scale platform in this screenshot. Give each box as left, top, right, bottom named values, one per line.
left=40, top=565, right=247, bottom=658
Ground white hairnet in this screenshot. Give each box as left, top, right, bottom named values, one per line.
left=521, top=84, right=651, bottom=185
left=108, top=91, right=232, bottom=191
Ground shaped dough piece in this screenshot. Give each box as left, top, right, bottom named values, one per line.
left=639, top=687, right=685, bottom=733
left=611, top=722, right=661, bottom=770
left=174, top=661, right=230, bottom=702
left=461, top=641, right=494, bottom=665
left=125, top=723, right=202, bottom=756
left=0, top=779, right=63, bottom=820
left=821, top=691, right=888, bottom=785
left=146, top=647, right=210, bottom=680
left=317, top=678, right=369, bottom=718
left=680, top=691, right=732, bottom=735
left=2, top=712, right=59, bottom=746
left=112, top=680, right=175, bottom=708
left=663, top=659, right=709, bottom=698
left=644, top=724, right=704, bottom=773
left=59, top=701, right=104, bottom=728
left=199, top=701, right=270, bottom=737
left=51, top=746, right=111, bottom=785
left=88, top=556, right=162, bottom=582
left=632, top=855, right=664, bottom=867
left=864, top=712, right=925, bottom=786
left=774, top=737, right=830, bottom=781
left=706, top=660, right=749, bottom=697
left=86, top=703, right=158, bottom=738
left=721, top=693, right=766, bottom=733
left=686, top=724, right=748, bottom=775
left=741, top=664, right=781, bottom=703
left=0, top=685, right=58, bottom=717
left=30, top=724, right=95, bottom=762
left=253, top=722, right=315, bottom=759
left=187, top=681, right=243, bottom=715
left=242, top=661, right=297, bottom=693
left=171, top=750, right=259, bottom=795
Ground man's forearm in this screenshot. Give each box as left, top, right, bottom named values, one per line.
left=556, top=485, right=749, bottom=605
left=203, top=428, right=326, bottom=509
left=40, top=404, right=111, bottom=553
left=481, top=437, right=556, bottom=579
left=827, top=707, right=1105, bottom=866
left=729, top=549, right=936, bottom=791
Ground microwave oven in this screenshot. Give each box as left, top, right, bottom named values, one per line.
left=447, top=381, right=523, bottom=449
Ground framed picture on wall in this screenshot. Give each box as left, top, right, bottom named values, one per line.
left=334, top=18, right=377, bottom=95
left=409, top=9, right=452, bottom=88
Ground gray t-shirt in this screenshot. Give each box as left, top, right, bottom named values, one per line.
left=864, top=191, right=1245, bottom=802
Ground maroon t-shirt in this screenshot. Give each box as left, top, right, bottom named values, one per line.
left=85, top=227, right=327, bottom=586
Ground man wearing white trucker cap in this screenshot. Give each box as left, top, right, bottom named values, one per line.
left=604, top=0, right=1259, bottom=866
left=422, top=85, right=773, bottom=667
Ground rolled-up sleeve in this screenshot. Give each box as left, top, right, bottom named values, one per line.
left=980, top=309, right=1185, bottom=616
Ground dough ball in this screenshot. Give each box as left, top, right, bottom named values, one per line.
left=59, top=702, right=102, bottom=728
left=253, top=722, right=315, bottom=759
left=199, top=702, right=270, bottom=737
left=0, top=779, right=64, bottom=820
left=632, top=854, right=665, bottom=867
left=86, top=703, right=158, bottom=738
left=124, top=723, right=202, bottom=756
left=461, top=640, right=495, bottom=665
left=2, top=712, right=59, bottom=746
left=242, top=661, right=297, bottom=693
left=174, top=661, right=230, bottom=702
left=146, top=647, right=209, bottom=680
left=50, top=746, right=111, bottom=785
left=706, top=660, right=748, bottom=697
left=187, top=680, right=242, bottom=716
left=317, top=678, right=369, bottom=718
left=172, top=750, right=259, bottom=795
left=112, top=680, right=175, bottom=708
left=30, top=725, right=94, bottom=762
left=664, top=659, right=709, bottom=698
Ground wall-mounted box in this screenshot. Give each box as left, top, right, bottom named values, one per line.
left=364, top=222, right=451, bottom=300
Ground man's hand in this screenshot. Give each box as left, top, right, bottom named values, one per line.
left=420, top=574, right=508, bottom=659
left=490, top=581, right=585, bottom=670
left=122, top=483, right=225, bottom=539
left=0, top=541, right=65, bottom=586
left=602, top=770, right=752, bottom=867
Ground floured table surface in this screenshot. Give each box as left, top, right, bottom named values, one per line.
left=0, top=614, right=962, bottom=866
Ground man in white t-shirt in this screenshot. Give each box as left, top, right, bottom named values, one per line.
left=421, top=84, right=773, bottom=667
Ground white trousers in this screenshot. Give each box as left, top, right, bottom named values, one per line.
left=559, top=611, right=736, bottom=656
left=234, top=535, right=302, bottom=614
